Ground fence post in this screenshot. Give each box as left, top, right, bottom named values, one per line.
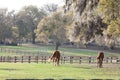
left=106, top=57, right=109, bottom=63
left=21, top=56, right=23, bottom=63
left=35, top=56, right=39, bottom=63
left=44, top=56, right=46, bottom=63
left=79, top=57, right=82, bottom=64
left=63, top=57, right=66, bottom=64
left=0, top=56, right=2, bottom=62
left=28, top=56, right=31, bottom=63
left=41, top=56, right=43, bottom=63
left=88, top=57, right=91, bottom=64
left=14, top=56, right=17, bottom=63
left=116, top=57, right=119, bottom=63
left=70, top=56, right=73, bottom=64
left=110, top=57, right=113, bottom=63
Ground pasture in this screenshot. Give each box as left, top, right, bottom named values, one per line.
left=0, top=45, right=120, bottom=80
left=0, top=45, right=120, bottom=57
left=0, top=63, right=120, bottom=80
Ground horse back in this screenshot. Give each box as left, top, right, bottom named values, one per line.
left=97, top=52, right=104, bottom=60
left=51, top=50, right=60, bottom=59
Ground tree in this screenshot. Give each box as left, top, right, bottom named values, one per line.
left=35, top=11, right=72, bottom=50
left=16, top=5, right=46, bottom=44
left=98, top=0, right=120, bottom=49
left=64, top=0, right=107, bottom=48
left=41, top=4, right=58, bottom=14
left=0, top=8, right=18, bottom=44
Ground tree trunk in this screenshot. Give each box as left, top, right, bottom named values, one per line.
left=32, top=32, right=36, bottom=44
left=55, top=41, right=60, bottom=50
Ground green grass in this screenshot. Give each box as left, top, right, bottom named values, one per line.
left=0, top=63, right=120, bottom=80
left=0, top=45, right=120, bottom=57
left=0, top=45, right=120, bottom=79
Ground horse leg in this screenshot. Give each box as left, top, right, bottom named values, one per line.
left=100, top=61, right=103, bottom=68
left=54, top=58, right=57, bottom=66
left=56, top=59, right=59, bottom=66
left=97, top=59, right=99, bottom=68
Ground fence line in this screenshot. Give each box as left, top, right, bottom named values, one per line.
left=0, top=47, right=36, bottom=53
left=0, top=47, right=51, bottom=56
left=0, top=47, right=120, bottom=64
left=0, top=56, right=119, bottom=64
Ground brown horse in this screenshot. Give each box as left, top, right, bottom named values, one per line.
left=48, top=50, right=60, bottom=66
left=96, top=51, right=104, bottom=68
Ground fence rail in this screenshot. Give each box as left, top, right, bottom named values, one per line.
left=0, top=56, right=119, bottom=64
left=0, top=47, right=120, bottom=64
left=0, top=47, right=40, bottom=54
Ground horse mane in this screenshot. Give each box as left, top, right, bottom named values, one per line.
left=51, top=50, right=60, bottom=59
left=97, top=52, right=104, bottom=60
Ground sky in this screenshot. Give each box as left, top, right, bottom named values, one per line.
left=0, top=0, right=64, bottom=11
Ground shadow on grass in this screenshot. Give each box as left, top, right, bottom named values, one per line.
left=6, top=78, right=120, bottom=80
left=69, top=66, right=93, bottom=69
left=76, top=66, right=92, bottom=69
left=6, top=79, right=55, bottom=80
left=6, top=79, right=117, bottom=80
left=90, top=79, right=115, bottom=80
left=6, top=79, right=81, bottom=80
left=0, top=68, right=21, bottom=71
left=63, top=65, right=93, bottom=69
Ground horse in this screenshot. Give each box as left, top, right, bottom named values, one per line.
left=48, top=50, right=60, bottom=66
left=96, top=51, right=104, bottom=68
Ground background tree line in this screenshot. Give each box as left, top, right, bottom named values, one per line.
left=0, top=0, right=120, bottom=50
left=0, top=4, right=57, bottom=45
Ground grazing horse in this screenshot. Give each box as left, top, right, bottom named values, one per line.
left=48, top=50, right=60, bottom=66
left=96, top=51, right=104, bottom=68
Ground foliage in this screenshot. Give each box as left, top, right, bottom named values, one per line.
left=64, top=0, right=106, bottom=47
left=0, top=9, right=18, bottom=43
left=41, top=3, right=58, bottom=14
left=99, top=0, right=120, bottom=36
left=0, top=0, right=120, bottom=49
left=16, top=5, right=46, bottom=43
left=0, top=6, right=46, bottom=44
left=97, top=0, right=120, bottom=48
left=64, top=0, right=120, bottom=48
left=35, top=11, right=73, bottom=49
left=107, top=17, right=120, bottom=36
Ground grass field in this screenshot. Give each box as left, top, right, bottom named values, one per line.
left=0, top=45, right=120, bottom=57
left=0, top=63, right=120, bottom=80
left=0, top=45, right=120, bottom=80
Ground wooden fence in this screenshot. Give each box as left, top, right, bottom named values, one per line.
left=0, top=47, right=120, bottom=64
left=0, top=47, right=40, bottom=54
left=0, top=56, right=119, bottom=64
